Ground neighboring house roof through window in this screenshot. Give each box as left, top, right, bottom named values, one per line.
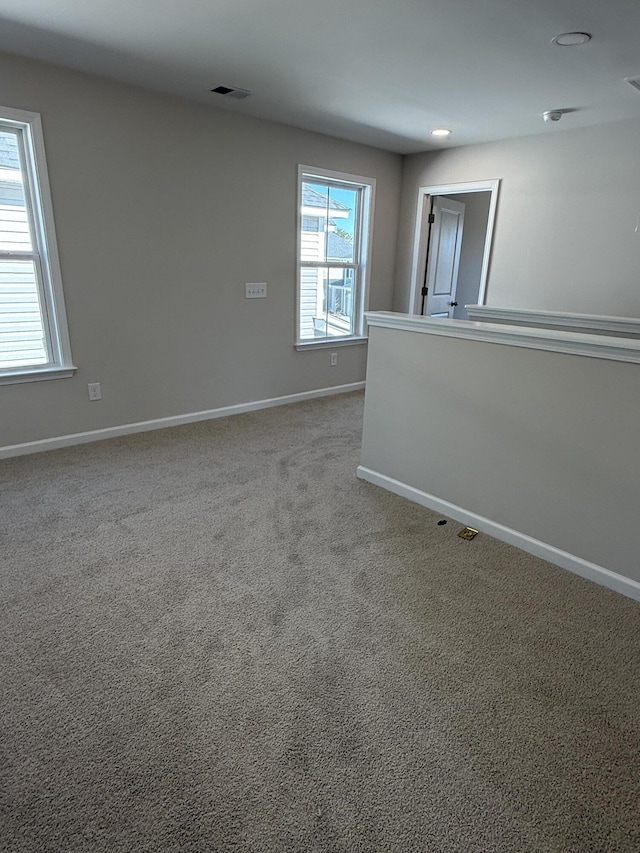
left=326, top=231, right=354, bottom=260
left=0, top=133, right=25, bottom=206
left=0, top=134, right=20, bottom=169
left=301, top=183, right=350, bottom=212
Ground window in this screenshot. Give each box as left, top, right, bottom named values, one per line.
left=0, top=106, right=74, bottom=384
left=297, top=166, right=375, bottom=346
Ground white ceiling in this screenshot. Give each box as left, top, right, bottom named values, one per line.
left=0, top=0, right=638, bottom=153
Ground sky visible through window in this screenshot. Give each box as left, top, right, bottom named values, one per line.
left=330, top=187, right=355, bottom=236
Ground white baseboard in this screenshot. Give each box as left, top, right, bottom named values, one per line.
left=0, top=382, right=365, bottom=460
left=357, top=465, right=640, bottom=603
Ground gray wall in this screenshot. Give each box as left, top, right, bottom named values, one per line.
left=394, top=118, right=640, bottom=317
left=0, top=52, right=402, bottom=447
left=360, top=324, right=640, bottom=586
left=441, top=192, right=491, bottom=320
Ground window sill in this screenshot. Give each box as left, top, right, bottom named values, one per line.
left=0, top=365, right=78, bottom=386
left=295, top=336, right=368, bottom=352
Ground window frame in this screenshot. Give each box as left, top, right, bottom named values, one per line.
left=296, top=165, right=375, bottom=350
left=0, top=105, right=75, bottom=385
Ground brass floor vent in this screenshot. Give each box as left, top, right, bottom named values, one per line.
left=458, top=527, right=479, bottom=540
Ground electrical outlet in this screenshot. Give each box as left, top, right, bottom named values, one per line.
left=330, top=352, right=338, bottom=366
left=245, top=282, right=267, bottom=298
left=87, top=382, right=102, bottom=401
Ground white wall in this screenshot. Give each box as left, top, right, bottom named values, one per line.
left=360, top=322, right=640, bottom=591
left=0, top=52, right=402, bottom=447
left=394, top=118, right=640, bottom=317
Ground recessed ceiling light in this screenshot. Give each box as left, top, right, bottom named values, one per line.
left=431, top=128, right=452, bottom=138
left=552, top=32, right=591, bottom=46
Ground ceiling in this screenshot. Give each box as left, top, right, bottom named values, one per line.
left=0, top=0, right=638, bottom=154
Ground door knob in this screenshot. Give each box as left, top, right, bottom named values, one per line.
left=449, top=301, right=458, bottom=307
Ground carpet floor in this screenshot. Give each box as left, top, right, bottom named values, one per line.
left=1, top=391, right=639, bottom=852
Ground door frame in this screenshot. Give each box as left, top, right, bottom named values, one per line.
left=408, top=179, right=500, bottom=316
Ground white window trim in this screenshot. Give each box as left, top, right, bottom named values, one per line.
left=0, top=105, right=75, bottom=385
left=296, top=164, right=375, bottom=348
left=295, top=336, right=368, bottom=352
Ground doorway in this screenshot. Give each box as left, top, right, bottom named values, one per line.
left=408, top=180, right=499, bottom=318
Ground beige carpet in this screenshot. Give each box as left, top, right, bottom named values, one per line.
left=1, top=391, right=639, bottom=852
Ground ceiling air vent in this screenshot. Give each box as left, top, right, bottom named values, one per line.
left=624, top=76, right=640, bottom=92
left=210, top=85, right=251, bottom=100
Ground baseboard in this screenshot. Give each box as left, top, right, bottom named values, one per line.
left=0, top=382, right=365, bottom=460
left=357, top=465, right=640, bottom=603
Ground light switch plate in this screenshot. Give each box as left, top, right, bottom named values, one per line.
left=245, top=282, right=267, bottom=298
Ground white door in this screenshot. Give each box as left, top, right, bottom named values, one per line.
left=423, top=196, right=465, bottom=318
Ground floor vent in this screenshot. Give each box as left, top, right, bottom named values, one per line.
left=458, top=526, right=479, bottom=541
left=624, top=76, right=640, bottom=92
left=210, top=85, right=251, bottom=100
